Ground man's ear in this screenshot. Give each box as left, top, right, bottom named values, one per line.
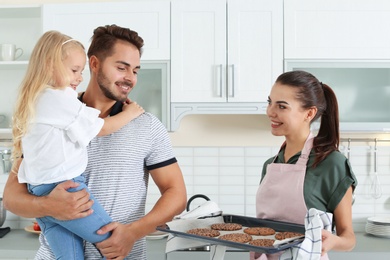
left=89, top=55, right=99, bottom=72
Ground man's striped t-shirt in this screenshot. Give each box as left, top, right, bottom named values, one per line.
left=35, top=112, right=177, bottom=260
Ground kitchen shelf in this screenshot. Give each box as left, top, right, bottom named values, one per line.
left=0, top=61, right=29, bottom=70
left=0, top=5, right=42, bottom=64
left=0, top=128, right=12, bottom=148
left=0, top=128, right=12, bottom=135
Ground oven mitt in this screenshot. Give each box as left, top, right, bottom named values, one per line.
left=279, top=208, right=333, bottom=260
left=0, top=227, right=10, bottom=238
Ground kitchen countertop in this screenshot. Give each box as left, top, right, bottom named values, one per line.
left=1, top=229, right=390, bottom=259
left=0, top=229, right=40, bottom=259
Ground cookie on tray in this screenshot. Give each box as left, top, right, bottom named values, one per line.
left=248, top=239, right=275, bottom=247
left=275, top=231, right=304, bottom=240
left=219, top=233, right=252, bottom=243
left=186, top=228, right=220, bottom=237
left=243, top=227, right=276, bottom=236
left=211, top=223, right=242, bottom=231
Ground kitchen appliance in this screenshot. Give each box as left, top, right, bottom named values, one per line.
left=285, top=60, right=390, bottom=132
left=0, top=198, right=10, bottom=238
left=168, top=194, right=222, bottom=252
left=0, top=148, right=12, bottom=174
left=174, top=194, right=222, bottom=220
left=0, top=198, right=6, bottom=227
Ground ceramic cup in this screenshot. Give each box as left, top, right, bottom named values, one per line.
left=0, top=43, right=23, bottom=61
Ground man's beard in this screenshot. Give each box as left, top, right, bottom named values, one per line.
left=97, top=68, right=131, bottom=102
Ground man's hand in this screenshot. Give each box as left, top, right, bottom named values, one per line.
left=96, top=222, right=136, bottom=260
left=46, top=180, right=94, bottom=220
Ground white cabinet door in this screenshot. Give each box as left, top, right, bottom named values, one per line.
left=171, top=0, right=226, bottom=102
left=0, top=5, right=42, bottom=129
left=228, top=0, right=283, bottom=102
left=171, top=0, right=283, bottom=103
left=285, top=0, right=390, bottom=59
left=0, top=6, right=42, bottom=64
left=42, top=1, right=170, bottom=60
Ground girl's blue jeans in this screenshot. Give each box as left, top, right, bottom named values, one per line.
left=28, top=175, right=112, bottom=259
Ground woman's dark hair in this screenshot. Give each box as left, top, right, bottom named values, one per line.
left=87, top=24, right=144, bottom=61
left=276, top=70, right=340, bottom=167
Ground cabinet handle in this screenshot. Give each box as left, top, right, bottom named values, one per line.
left=217, top=64, right=223, bottom=97
left=228, top=64, right=235, bottom=97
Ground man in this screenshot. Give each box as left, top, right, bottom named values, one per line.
left=3, top=25, right=187, bottom=260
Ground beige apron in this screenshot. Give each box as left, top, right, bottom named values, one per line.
left=251, top=133, right=329, bottom=260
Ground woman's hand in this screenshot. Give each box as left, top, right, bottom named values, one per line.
left=321, top=229, right=336, bottom=256
left=322, top=186, right=356, bottom=254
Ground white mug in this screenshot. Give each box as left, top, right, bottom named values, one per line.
left=0, top=43, right=23, bottom=61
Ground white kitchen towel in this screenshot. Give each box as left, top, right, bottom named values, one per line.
left=165, top=216, right=225, bottom=253
left=279, top=208, right=333, bottom=260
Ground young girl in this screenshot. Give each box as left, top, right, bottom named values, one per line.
left=12, top=30, right=144, bottom=259
left=252, top=71, right=357, bottom=260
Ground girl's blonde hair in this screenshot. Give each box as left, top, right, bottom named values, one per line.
left=12, top=30, right=84, bottom=161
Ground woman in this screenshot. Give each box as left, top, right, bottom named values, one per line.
left=252, top=71, right=357, bottom=259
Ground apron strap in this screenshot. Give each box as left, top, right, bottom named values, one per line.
left=296, top=133, right=315, bottom=166
left=272, top=133, right=315, bottom=166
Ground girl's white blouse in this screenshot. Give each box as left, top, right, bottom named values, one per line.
left=18, top=87, right=104, bottom=185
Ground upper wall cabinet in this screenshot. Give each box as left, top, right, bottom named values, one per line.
left=284, top=0, right=390, bottom=59
left=0, top=5, right=42, bottom=68
left=42, top=1, right=170, bottom=60
left=0, top=5, right=43, bottom=132
left=170, top=0, right=283, bottom=130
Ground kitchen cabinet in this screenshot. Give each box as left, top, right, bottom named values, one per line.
left=284, top=0, right=390, bottom=59
left=285, top=60, right=390, bottom=132
left=3, top=230, right=390, bottom=260
left=42, top=1, right=170, bottom=61
left=0, top=5, right=43, bottom=132
left=170, top=0, right=283, bottom=130
left=0, top=5, right=42, bottom=67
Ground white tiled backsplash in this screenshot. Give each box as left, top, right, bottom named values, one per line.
left=1, top=145, right=390, bottom=232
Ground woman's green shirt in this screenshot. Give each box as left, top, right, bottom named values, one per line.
left=261, top=149, right=357, bottom=213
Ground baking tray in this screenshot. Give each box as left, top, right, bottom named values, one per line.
left=157, top=214, right=305, bottom=254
